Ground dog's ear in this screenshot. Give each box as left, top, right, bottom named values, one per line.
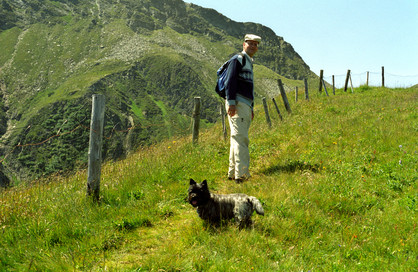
left=201, top=180, right=208, bottom=187
left=190, top=179, right=197, bottom=185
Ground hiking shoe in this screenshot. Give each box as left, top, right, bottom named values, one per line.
left=234, top=175, right=250, bottom=184
left=235, top=177, right=249, bottom=183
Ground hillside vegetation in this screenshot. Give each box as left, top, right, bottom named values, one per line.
left=0, top=0, right=317, bottom=182
left=0, top=86, right=416, bottom=271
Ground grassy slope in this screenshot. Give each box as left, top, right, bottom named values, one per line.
left=0, top=19, right=134, bottom=129
left=0, top=86, right=416, bottom=271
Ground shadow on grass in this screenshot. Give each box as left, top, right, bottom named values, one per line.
left=261, top=159, right=320, bottom=175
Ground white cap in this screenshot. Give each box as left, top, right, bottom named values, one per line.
left=244, top=34, right=261, bottom=43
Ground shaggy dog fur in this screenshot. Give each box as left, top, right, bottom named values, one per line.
left=188, top=179, right=264, bottom=228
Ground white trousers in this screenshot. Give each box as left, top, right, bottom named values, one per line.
left=226, top=102, right=252, bottom=179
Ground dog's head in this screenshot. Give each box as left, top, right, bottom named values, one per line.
left=188, top=179, right=211, bottom=207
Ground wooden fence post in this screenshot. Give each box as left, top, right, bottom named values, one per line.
left=349, top=73, right=354, bottom=93
left=278, top=79, right=292, bottom=113
left=344, top=70, right=351, bottom=92
left=87, top=94, right=105, bottom=202
left=322, top=79, right=329, bottom=96
left=332, top=75, right=336, bottom=95
left=295, top=86, right=298, bottom=102
left=382, top=66, right=385, bottom=87
left=366, top=71, right=369, bottom=86
left=304, top=78, right=309, bottom=101
left=272, top=98, right=283, bottom=121
left=192, top=97, right=201, bottom=144
left=319, top=70, right=324, bottom=93
left=220, top=102, right=227, bottom=140
left=262, top=97, right=272, bottom=128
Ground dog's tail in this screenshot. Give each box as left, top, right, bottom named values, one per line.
left=249, top=197, right=264, bottom=216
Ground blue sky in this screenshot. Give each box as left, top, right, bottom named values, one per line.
left=185, top=0, right=418, bottom=87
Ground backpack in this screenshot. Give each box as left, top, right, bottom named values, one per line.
left=215, top=53, right=246, bottom=99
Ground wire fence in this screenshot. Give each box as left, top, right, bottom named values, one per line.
left=323, top=70, right=418, bottom=89
left=0, top=69, right=416, bottom=185
left=2, top=71, right=417, bottom=162
left=0, top=105, right=194, bottom=168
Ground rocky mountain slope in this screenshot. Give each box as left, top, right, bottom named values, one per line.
left=0, top=0, right=317, bottom=184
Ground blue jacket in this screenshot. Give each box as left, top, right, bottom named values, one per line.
left=225, top=52, right=254, bottom=108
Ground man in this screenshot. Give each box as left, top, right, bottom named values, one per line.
left=224, top=34, right=261, bottom=183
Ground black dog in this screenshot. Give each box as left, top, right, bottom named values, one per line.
left=188, top=179, right=264, bottom=228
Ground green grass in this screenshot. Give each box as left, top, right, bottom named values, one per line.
left=0, top=27, right=21, bottom=66
left=0, top=87, right=417, bottom=271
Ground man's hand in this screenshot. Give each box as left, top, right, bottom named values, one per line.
left=227, top=105, right=237, bottom=117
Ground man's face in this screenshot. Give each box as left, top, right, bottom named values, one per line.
left=243, top=40, right=259, bottom=57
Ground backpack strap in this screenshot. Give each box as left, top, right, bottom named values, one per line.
left=237, top=52, right=246, bottom=68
